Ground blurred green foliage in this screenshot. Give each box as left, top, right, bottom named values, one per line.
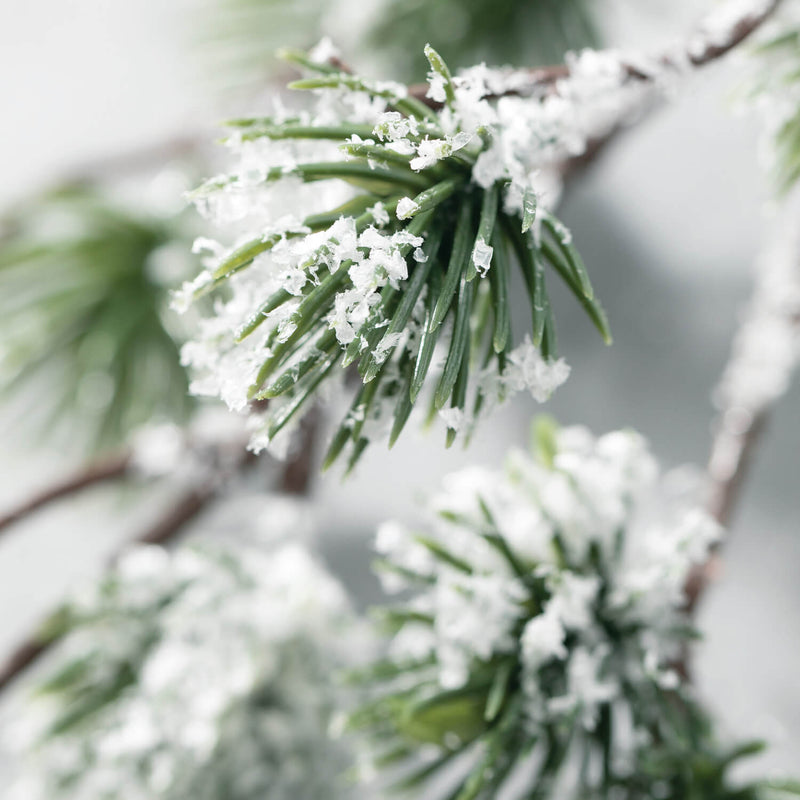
left=0, top=185, right=195, bottom=451
left=199, top=0, right=599, bottom=91
left=368, top=0, right=598, bottom=80
left=198, top=0, right=324, bottom=92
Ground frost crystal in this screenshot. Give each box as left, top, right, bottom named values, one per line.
left=471, top=237, right=493, bottom=275
left=504, top=335, right=571, bottom=402
left=396, top=196, right=419, bottom=219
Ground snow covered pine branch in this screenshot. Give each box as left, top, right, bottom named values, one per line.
left=177, top=45, right=614, bottom=469
left=354, top=424, right=718, bottom=796
left=351, top=423, right=800, bottom=799
left=175, top=0, right=779, bottom=471
left=177, top=2, right=774, bottom=468
left=707, top=185, right=800, bottom=521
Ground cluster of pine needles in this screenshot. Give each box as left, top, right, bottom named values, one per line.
left=195, top=47, right=611, bottom=471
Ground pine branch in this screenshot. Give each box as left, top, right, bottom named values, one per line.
left=410, top=0, right=780, bottom=107
left=0, top=186, right=197, bottom=450
left=0, top=0, right=781, bottom=696
left=46, top=134, right=206, bottom=192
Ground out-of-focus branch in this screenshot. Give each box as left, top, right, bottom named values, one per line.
left=59, top=134, right=207, bottom=188
left=682, top=413, right=770, bottom=618
left=0, top=444, right=249, bottom=693
left=686, top=0, right=781, bottom=67
left=565, top=0, right=781, bottom=176
left=705, top=410, right=772, bottom=530
left=685, top=189, right=800, bottom=615
left=0, top=415, right=322, bottom=693
left=0, top=453, right=132, bottom=538
left=278, top=408, right=320, bottom=495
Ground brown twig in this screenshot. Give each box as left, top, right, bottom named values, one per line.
left=112, top=447, right=262, bottom=558
left=677, top=402, right=775, bottom=679
left=0, top=452, right=132, bottom=537
left=687, top=1, right=782, bottom=67
left=706, top=410, right=771, bottom=530
left=278, top=408, right=320, bottom=495
left=0, top=637, right=52, bottom=694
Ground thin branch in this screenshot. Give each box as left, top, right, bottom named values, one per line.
left=0, top=453, right=132, bottom=537
left=415, top=0, right=785, bottom=196
left=706, top=409, right=772, bottom=529
left=58, top=134, right=208, bottom=189
left=686, top=189, right=800, bottom=615
left=554, top=0, right=781, bottom=176
left=687, top=0, right=781, bottom=67
left=109, top=450, right=258, bottom=561
left=0, top=492, right=227, bottom=693
left=130, top=482, right=220, bottom=548
left=682, top=412, right=770, bottom=617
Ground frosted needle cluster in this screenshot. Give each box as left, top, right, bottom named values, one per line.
left=355, top=423, right=721, bottom=798
left=176, top=43, right=632, bottom=469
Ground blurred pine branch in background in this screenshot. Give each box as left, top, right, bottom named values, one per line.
left=0, top=185, right=197, bottom=452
